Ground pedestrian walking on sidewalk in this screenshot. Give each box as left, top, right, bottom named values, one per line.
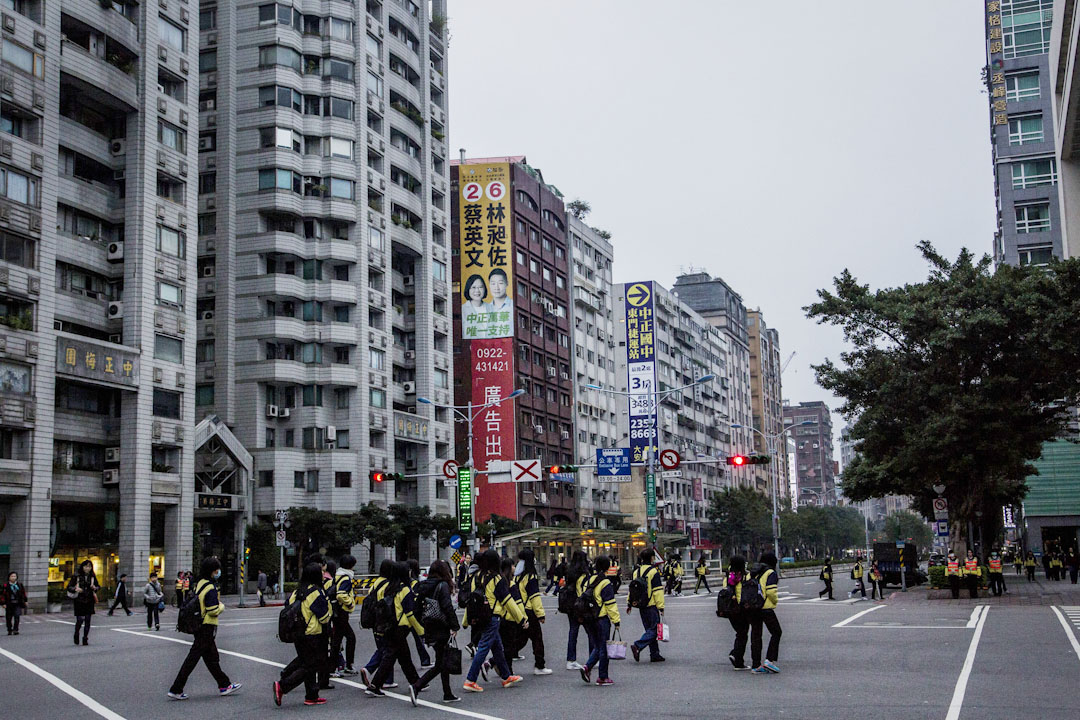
left=274, top=562, right=332, bottom=707
left=143, top=572, right=164, bottom=630
left=257, top=570, right=268, bottom=607
left=818, top=558, right=834, bottom=600
left=749, top=552, right=782, bottom=674
left=1025, top=551, right=1037, bottom=582
left=1068, top=549, right=1079, bottom=585
left=68, top=560, right=98, bottom=646
left=848, top=557, right=866, bottom=599
left=869, top=561, right=884, bottom=600
left=3, top=572, right=28, bottom=635
left=694, top=556, right=712, bottom=594
left=108, top=573, right=133, bottom=616
left=1012, top=550, right=1023, bottom=576
left=167, top=556, right=242, bottom=700
left=545, top=556, right=566, bottom=595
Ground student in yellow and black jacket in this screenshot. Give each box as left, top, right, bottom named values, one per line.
left=721, top=555, right=751, bottom=669
left=318, top=558, right=337, bottom=691
left=578, top=555, right=620, bottom=686
left=408, top=559, right=433, bottom=668
left=463, top=549, right=526, bottom=693
left=167, top=557, right=242, bottom=700
left=694, top=555, right=712, bottom=594
left=330, top=555, right=358, bottom=676
left=513, top=549, right=550, bottom=675
left=749, top=552, right=782, bottom=674
left=626, top=549, right=666, bottom=663
left=367, top=561, right=425, bottom=697
left=274, top=562, right=333, bottom=706
left=360, top=561, right=399, bottom=688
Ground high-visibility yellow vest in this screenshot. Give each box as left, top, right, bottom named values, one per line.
left=964, top=559, right=980, bottom=576
left=946, top=559, right=961, bottom=576
left=989, top=559, right=1002, bottom=573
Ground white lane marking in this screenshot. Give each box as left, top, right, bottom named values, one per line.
left=945, top=605, right=989, bottom=720
left=1051, top=607, right=1080, bottom=664
left=832, top=604, right=885, bottom=628
left=965, top=605, right=983, bottom=629
left=0, top=646, right=127, bottom=720
left=841, top=625, right=972, bottom=630
left=45, top=619, right=76, bottom=625
left=111, top=628, right=511, bottom=720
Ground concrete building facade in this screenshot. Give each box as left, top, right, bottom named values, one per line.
left=746, top=309, right=788, bottom=500
left=783, top=401, right=836, bottom=506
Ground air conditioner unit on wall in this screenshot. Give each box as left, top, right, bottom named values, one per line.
left=326, top=425, right=337, bottom=441
left=278, top=407, right=291, bottom=418
left=105, top=447, right=120, bottom=463
left=102, top=469, right=119, bottom=487
left=107, top=301, right=123, bottom=319
left=402, top=381, right=415, bottom=394
left=266, top=404, right=279, bottom=417
left=110, top=139, right=126, bottom=156
left=107, top=241, right=124, bottom=261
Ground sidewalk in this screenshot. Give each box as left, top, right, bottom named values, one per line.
left=888, top=573, right=1080, bottom=606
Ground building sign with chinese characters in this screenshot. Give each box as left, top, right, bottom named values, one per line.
left=624, top=281, right=658, bottom=465
left=458, top=162, right=513, bottom=340
left=394, top=412, right=430, bottom=442
left=457, top=467, right=474, bottom=533
left=986, top=1, right=1007, bottom=127
left=56, top=338, right=139, bottom=388
left=470, top=337, right=518, bottom=523
left=197, top=494, right=233, bottom=510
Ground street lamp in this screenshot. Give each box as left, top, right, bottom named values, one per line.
left=417, top=388, right=525, bottom=550
left=584, top=374, right=714, bottom=544
left=727, top=420, right=814, bottom=575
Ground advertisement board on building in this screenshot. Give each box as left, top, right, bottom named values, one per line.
left=470, top=338, right=518, bottom=522
left=692, top=478, right=704, bottom=503
left=624, top=281, right=657, bottom=465
left=458, top=162, right=513, bottom=340
left=55, top=338, right=139, bottom=387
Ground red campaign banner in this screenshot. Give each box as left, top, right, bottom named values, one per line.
left=689, top=524, right=701, bottom=549
left=470, top=338, right=517, bottom=523
left=692, top=478, right=704, bottom=503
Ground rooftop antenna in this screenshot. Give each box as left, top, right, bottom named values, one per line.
left=459, top=148, right=466, bottom=164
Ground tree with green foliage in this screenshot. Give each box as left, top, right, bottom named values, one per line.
left=356, top=503, right=400, bottom=573
left=807, top=242, right=1080, bottom=551
left=567, top=199, right=591, bottom=220
left=705, top=487, right=772, bottom=556
left=476, top=514, right=525, bottom=542
left=881, top=510, right=933, bottom=549
left=431, top=514, right=460, bottom=549
left=779, top=505, right=865, bottom=558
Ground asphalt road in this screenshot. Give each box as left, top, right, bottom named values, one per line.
left=2, top=573, right=1079, bottom=720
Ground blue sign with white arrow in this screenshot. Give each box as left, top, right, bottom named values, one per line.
left=596, top=448, right=631, bottom=482
left=448, top=534, right=463, bottom=550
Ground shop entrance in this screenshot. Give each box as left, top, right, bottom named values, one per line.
left=194, top=513, right=239, bottom=594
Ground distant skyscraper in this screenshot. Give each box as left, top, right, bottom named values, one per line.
left=783, top=401, right=836, bottom=506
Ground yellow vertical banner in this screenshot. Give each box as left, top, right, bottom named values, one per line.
left=458, top=162, right=513, bottom=340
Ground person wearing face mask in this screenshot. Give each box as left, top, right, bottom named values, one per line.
left=167, top=556, right=242, bottom=700
left=513, top=549, right=550, bottom=675
left=945, top=551, right=962, bottom=599
left=3, top=571, right=28, bottom=635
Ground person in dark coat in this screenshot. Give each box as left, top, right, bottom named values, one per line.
left=108, top=573, right=133, bottom=616
left=411, top=560, right=461, bottom=704
left=68, top=560, right=99, bottom=645
left=3, top=572, right=28, bottom=635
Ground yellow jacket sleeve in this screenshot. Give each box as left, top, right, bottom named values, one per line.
left=396, top=586, right=425, bottom=636
left=335, top=575, right=355, bottom=612
left=519, top=574, right=544, bottom=617
left=489, top=577, right=525, bottom=624
left=597, top=579, right=620, bottom=625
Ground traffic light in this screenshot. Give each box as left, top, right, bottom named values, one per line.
left=244, top=547, right=250, bottom=562
left=370, top=471, right=385, bottom=483
left=726, top=455, right=771, bottom=465
left=548, top=465, right=579, bottom=474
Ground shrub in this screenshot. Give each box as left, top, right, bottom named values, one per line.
left=928, top=565, right=947, bottom=589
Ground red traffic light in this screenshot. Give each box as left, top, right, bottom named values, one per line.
left=370, top=471, right=385, bottom=483
left=726, top=455, right=747, bottom=466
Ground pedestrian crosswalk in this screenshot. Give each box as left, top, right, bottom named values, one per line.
left=1060, top=605, right=1080, bottom=630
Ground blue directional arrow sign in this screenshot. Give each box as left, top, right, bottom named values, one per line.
left=596, top=448, right=631, bottom=482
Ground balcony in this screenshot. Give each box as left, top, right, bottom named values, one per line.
left=59, top=38, right=138, bottom=110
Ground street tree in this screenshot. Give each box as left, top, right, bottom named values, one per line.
left=430, top=513, right=460, bottom=549
left=476, top=514, right=525, bottom=543
left=355, top=502, right=401, bottom=573
left=807, top=242, right=1080, bottom=550
left=881, top=510, right=933, bottom=549
left=705, top=487, right=772, bottom=556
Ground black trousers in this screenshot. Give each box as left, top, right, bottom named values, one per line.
left=331, top=612, right=356, bottom=667
left=499, top=619, right=520, bottom=673
left=967, top=575, right=980, bottom=598
left=819, top=580, right=833, bottom=599
left=108, top=593, right=130, bottom=614
left=949, top=574, right=961, bottom=598
left=727, top=615, right=749, bottom=666
left=519, top=611, right=545, bottom=669
left=695, top=575, right=712, bottom=593
left=851, top=578, right=866, bottom=597
left=5, top=606, right=21, bottom=632
left=870, top=580, right=883, bottom=599
left=371, top=626, right=419, bottom=690
left=989, top=572, right=1006, bottom=596
left=750, top=609, right=781, bottom=667
left=74, top=614, right=92, bottom=641
left=415, top=638, right=454, bottom=697
left=317, top=628, right=333, bottom=688
left=1026, top=566, right=1035, bottom=581
left=146, top=603, right=160, bottom=628
left=280, top=635, right=323, bottom=701
left=170, top=625, right=232, bottom=693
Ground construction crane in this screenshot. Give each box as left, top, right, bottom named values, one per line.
left=780, top=351, right=796, bottom=375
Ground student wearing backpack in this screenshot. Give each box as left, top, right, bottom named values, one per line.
left=749, top=552, right=782, bottom=674
left=411, top=560, right=461, bottom=705
left=274, top=562, right=333, bottom=706
left=626, top=550, right=665, bottom=663
left=869, top=561, right=884, bottom=600
left=462, top=549, right=525, bottom=693
left=719, top=556, right=750, bottom=669
left=167, top=557, right=242, bottom=700
left=848, top=558, right=866, bottom=599
left=143, top=572, right=164, bottom=631
left=513, top=549, right=550, bottom=675
left=67, top=559, right=98, bottom=646
left=818, top=557, right=834, bottom=600
left=367, top=562, right=425, bottom=697
left=563, top=550, right=590, bottom=670
left=317, top=557, right=337, bottom=691
left=330, top=555, right=358, bottom=677
left=408, top=560, right=433, bottom=669
left=694, top=556, right=712, bottom=594
left=107, top=573, right=133, bottom=616
left=360, top=560, right=400, bottom=690
left=545, top=556, right=567, bottom=595
left=495, top=558, right=524, bottom=675
left=578, top=556, right=619, bottom=686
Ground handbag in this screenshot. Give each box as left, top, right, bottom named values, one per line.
left=444, top=637, right=463, bottom=675
left=157, top=599, right=166, bottom=611
left=606, top=626, right=627, bottom=660
left=657, top=622, right=671, bottom=643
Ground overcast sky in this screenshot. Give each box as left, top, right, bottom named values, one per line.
left=447, top=0, right=995, bottom=448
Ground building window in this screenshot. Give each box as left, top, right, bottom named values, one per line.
left=0, top=360, right=30, bottom=393
left=152, top=388, right=181, bottom=419
left=294, top=471, right=305, bottom=489
left=0, top=229, right=35, bottom=269
left=0, top=166, right=38, bottom=206
left=157, top=225, right=185, bottom=258
left=1002, top=0, right=1052, bottom=59
left=154, top=334, right=183, bottom=363
left=370, top=388, right=386, bottom=408
left=302, top=384, right=324, bottom=406
left=335, top=388, right=350, bottom=409
left=1008, top=114, right=1043, bottom=145
left=260, top=126, right=301, bottom=152
left=1, top=101, right=40, bottom=144
left=259, top=45, right=301, bottom=72
left=1017, top=244, right=1054, bottom=266
left=199, top=51, right=217, bottom=72
left=196, top=340, right=215, bottom=362
left=1005, top=71, right=1040, bottom=102
left=2, top=39, right=43, bottom=78
left=432, top=260, right=447, bottom=281
left=195, top=384, right=215, bottom=406
left=336, top=430, right=350, bottom=449
left=158, top=15, right=186, bottom=52
left=435, top=369, right=449, bottom=389
left=369, top=348, right=385, bottom=370
left=335, top=472, right=352, bottom=488
left=156, top=281, right=183, bottom=308
left=1015, top=203, right=1050, bottom=233
left=1011, top=159, right=1056, bottom=189
left=259, top=470, right=274, bottom=487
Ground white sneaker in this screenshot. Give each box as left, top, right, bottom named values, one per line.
left=383, top=682, right=399, bottom=689
left=566, top=661, right=583, bottom=671
left=533, top=668, right=553, bottom=675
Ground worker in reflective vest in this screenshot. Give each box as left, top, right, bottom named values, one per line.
left=946, top=552, right=962, bottom=599
left=987, top=552, right=1006, bottom=597
left=963, top=550, right=981, bottom=599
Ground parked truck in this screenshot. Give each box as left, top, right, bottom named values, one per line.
left=873, top=542, right=927, bottom=587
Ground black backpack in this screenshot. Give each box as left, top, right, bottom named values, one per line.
left=176, top=582, right=204, bottom=634
left=359, top=581, right=397, bottom=634
left=715, top=585, right=741, bottom=618
left=739, top=568, right=766, bottom=612
left=572, top=576, right=602, bottom=623
left=556, top=583, right=576, bottom=615
left=628, top=567, right=653, bottom=609
left=463, top=576, right=492, bottom=628
left=278, top=588, right=308, bottom=643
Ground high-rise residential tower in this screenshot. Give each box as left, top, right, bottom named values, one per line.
left=746, top=309, right=788, bottom=499
left=783, top=401, right=836, bottom=506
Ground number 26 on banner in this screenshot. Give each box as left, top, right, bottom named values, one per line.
left=486, top=181, right=505, bottom=201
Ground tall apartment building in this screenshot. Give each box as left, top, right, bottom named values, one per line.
left=783, top=401, right=836, bottom=506
left=614, top=281, right=732, bottom=534
left=746, top=309, right=788, bottom=499
left=0, top=0, right=201, bottom=607
left=984, top=0, right=1062, bottom=267
left=196, top=0, right=454, bottom=565
left=451, top=157, right=576, bottom=528
left=567, top=217, right=619, bottom=527
left=670, top=271, right=755, bottom=488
